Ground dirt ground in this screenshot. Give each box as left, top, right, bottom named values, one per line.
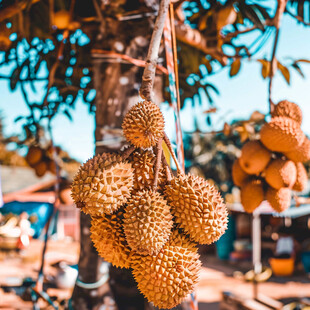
left=0, top=239, right=309, bottom=310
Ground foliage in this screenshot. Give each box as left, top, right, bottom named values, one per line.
left=0, top=0, right=310, bottom=140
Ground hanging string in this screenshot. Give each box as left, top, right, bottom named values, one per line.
left=163, top=4, right=185, bottom=172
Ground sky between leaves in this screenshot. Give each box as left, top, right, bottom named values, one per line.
left=1, top=11, right=310, bottom=163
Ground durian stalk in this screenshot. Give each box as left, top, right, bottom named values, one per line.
left=121, top=145, right=135, bottom=160
left=153, top=138, right=163, bottom=190
left=162, top=152, right=172, bottom=182
left=163, top=133, right=183, bottom=173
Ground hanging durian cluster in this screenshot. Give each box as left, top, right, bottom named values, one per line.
left=232, top=100, right=309, bottom=213
left=71, top=100, right=228, bottom=309
left=26, top=144, right=59, bottom=177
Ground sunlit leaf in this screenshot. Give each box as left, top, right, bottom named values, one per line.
left=257, top=59, right=270, bottom=79
left=277, top=61, right=290, bottom=84
left=230, top=58, right=241, bottom=77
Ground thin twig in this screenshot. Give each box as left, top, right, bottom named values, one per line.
left=285, top=8, right=310, bottom=26
left=268, top=0, right=288, bottom=113
left=153, top=138, right=163, bottom=190
left=140, top=0, right=170, bottom=101
left=163, top=133, right=183, bottom=174
left=121, top=145, right=135, bottom=160
left=161, top=152, right=172, bottom=182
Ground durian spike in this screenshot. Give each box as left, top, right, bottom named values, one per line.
left=121, top=145, right=136, bottom=160
left=162, top=152, right=172, bottom=182
left=163, top=133, right=183, bottom=174
left=153, top=138, right=163, bottom=190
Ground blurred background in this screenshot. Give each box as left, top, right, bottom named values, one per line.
left=0, top=0, right=310, bottom=309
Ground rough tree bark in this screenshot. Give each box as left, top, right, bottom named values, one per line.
left=72, top=4, right=165, bottom=309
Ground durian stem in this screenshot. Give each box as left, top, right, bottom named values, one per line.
left=163, top=133, right=183, bottom=174
left=161, top=153, right=172, bottom=182
left=122, top=145, right=135, bottom=160
left=153, top=138, right=163, bottom=190
left=139, top=0, right=170, bottom=101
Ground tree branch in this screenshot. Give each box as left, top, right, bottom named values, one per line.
left=140, top=0, right=170, bottom=101
left=268, top=0, right=288, bottom=113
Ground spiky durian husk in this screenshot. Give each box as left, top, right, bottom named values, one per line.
left=240, top=179, right=264, bottom=213
left=122, top=101, right=165, bottom=148
left=129, top=149, right=166, bottom=192
left=260, top=117, right=305, bottom=152
left=265, top=159, right=297, bottom=189
left=232, top=158, right=249, bottom=187
left=131, top=230, right=201, bottom=309
left=165, top=174, right=228, bottom=245
left=266, top=187, right=291, bottom=213
left=239, top=140, right=271, bottom=175
left=123, top=190, right=173, bottom=255
left=71, top=153, right=133, bottom=216
left=272, top=100, right=303, bottom=125
left=284, top=138, right=310, bottom=163
left=90, top=210, right=131, bottom=269
left=293, top=162, right=308, bottom=192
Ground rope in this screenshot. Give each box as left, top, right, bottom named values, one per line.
left=163, top=4, right=185, bottom=172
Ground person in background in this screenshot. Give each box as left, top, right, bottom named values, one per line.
left=274, top=226, right=300, bottom=259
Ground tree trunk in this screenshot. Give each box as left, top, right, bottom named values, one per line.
left=72, top=9, right=164, bottom=310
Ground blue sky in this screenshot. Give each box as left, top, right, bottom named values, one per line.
left=1, top=12, right=310, bottom=163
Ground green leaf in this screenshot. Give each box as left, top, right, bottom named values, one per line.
left=10, top=66, right=21, bottom=90
left=277, top=61, right=290, bottom=84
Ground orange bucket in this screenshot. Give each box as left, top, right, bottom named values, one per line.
left=269, top=257, right=295, bottom=276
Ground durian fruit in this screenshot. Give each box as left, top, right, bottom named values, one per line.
left=265, top=158, right=297, bottom=189
left=293, top=162, right=308, bottom=192
left=266, top=187, right=291, bottom=213
left=239, top=140, right=271, bottom=175
left=165, top=174, right=228, bottom=244
left=260, top=117, right=305, bottom=152
left=122, top=101, right=165, bottom=148
left=71, top=153, right=133, bottom=216
left=26, top=146, right=43, bottom=167
left=272, top=100, right=303, bottom=125
left=232, top=159, right=249, bottom=187
left=123, top=190, right=173, bottom=255
left=34, top=161, right=48, bottom=177
left=131, top=230, right=201, bottom=309
left=129, top=149, right=166, bottom=192
left=90, top=210, right=131, bottom=269
left=240, top=179, right=264, bottom=213
left=284, top=138, right=310, bottom=163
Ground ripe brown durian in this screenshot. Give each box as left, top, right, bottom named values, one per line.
left=266, top=187, right=291, bottom=213
left=129, top=149, right=166, bottom=192
left=239, top=140, right=271, bottom=175
left=284, top=138, right=310, bottom=163
left=165, top=174, right=228, bottom=245
left=272, top=100, right=302, bottom=125
left=71, top=153, right=133, bottom=216
left=90, top=211, right=131, bottom=269
left=293, top=162, right=308, bottom=192
left=232, top=159, right=249, bottom=187
left=122, top=101, right=165, bottom=148
left=260, top=117, right=305, bottom=152
left=34, top=161, right=48, bottom=177
left=265, top=159, right=297, bottom=189
left=240, top=179, right=264, bottom=213
left=131, top=230, right=201, bottom=309
left=123, top=190, right=173, bottom=255
left=26, top=146, right=43, bottom=167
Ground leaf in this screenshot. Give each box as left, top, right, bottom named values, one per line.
left=203, top=107, right=217, bottom=114
left=257, top=59, right=270, bottom=79
left=230, top=58, right=241, bottom=77
left=277, top=61, right=290, bottom=84
left=295, top=59, right=310, bottom=64
left=63, top=110, right=72, bottom=121
left=14, top=116, right=24, bottom=122
left=10, top=66, right=21, bottom=90
left=250, top=111, right=265, bottom=122
left=292, top=63, right=305, bottom=78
